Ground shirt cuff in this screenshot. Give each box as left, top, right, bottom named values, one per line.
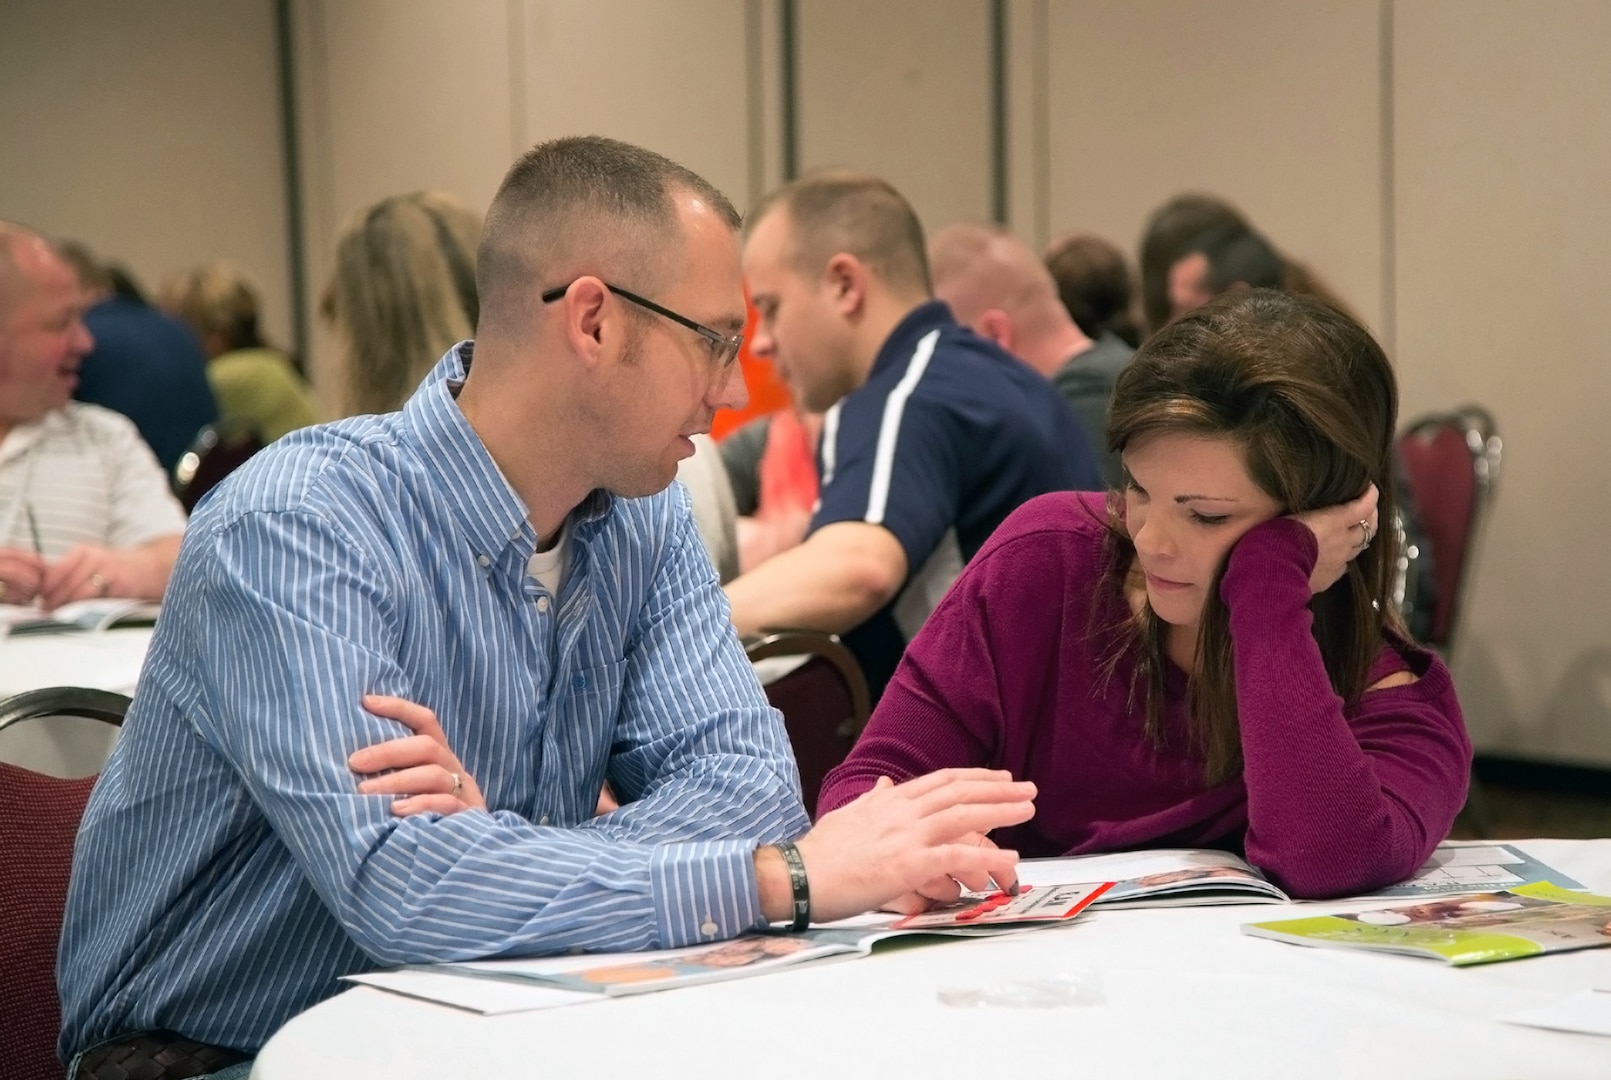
left=649, top=838, right=766, bottom=948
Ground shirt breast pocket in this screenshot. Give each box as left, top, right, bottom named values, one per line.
left=541, top=658, right=628, bottom=821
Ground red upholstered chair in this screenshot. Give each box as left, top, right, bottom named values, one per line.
left=0, top=688, right=129, bottom=1080
left=1395, top=406, right=1502, bottom=650
left=173, top=423, right=263, bottom=513
left=747, top=631, right=871, bottom=818
left=1395, top=406, right=1502, bottom=834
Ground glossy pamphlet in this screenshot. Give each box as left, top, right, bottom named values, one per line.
left=1016, top=842, right=1584, bottom=909
left=1241, top=882, right=1611, bottom=965
left=443, top=881, right=1112, bottom=997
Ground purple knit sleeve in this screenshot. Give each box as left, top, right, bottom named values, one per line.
left=815, top=546, right=1008, bottom=817
left=1221, top=517, right=1473, bottom=898
left=816, top=497, right=1090, bottom=817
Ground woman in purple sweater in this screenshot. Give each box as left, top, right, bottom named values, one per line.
left=818, top=290, right=1472, bottom=904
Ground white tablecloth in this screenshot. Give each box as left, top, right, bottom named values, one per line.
left=254, top=839, right=1611, bottom=1079
left=0, top=626, right=153, bottom=698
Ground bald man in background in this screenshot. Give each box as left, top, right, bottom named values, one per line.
left=929, top=223, right=1134, bottom=484
left=0, top=223, right=185, bottom=609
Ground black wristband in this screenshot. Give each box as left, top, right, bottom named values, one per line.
left=774, top=840, right=812, bottom=932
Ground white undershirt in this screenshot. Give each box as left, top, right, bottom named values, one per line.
left=525, top=518, right=573, bottom=604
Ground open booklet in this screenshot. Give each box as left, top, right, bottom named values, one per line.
left=1015, top=842, right=1585, bottom=909
left=1242, top=882, right=1611, bottom=966
left=430, top=881, right=1111, bottom=998
left=0, top=598, right=161, bottom=637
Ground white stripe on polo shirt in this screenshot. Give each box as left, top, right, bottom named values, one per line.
left=864, top=328, right=940, bottom=524
left=819, top=403, right=842, bottom=490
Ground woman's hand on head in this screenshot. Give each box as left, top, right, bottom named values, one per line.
left=349, top=694, right=487, bottom=816
left=1288, top=484, right=1379, bottom=595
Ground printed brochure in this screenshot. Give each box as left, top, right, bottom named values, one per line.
left=1016, top=842, right=1584, bottom=909
left=1241, top=882, right=1611, bottom=965
left=442, top=881, right=1111, bottom=997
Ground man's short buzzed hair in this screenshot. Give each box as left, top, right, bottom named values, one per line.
left=476, top=135, right=740, bottom=334
left=750, top=171, right=932, bottom=296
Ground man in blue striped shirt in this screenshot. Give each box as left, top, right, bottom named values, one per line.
left=58, top=138, right=1035, bottom=1072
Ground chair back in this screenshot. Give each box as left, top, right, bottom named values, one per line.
left=0, top=689, right=126, bottom=1079
left=173, top=423, right=263, bottom=513
left=0, top=688, right=131, bottom=778
left=747, top=631, right=870, bottom=818
left=1395, top=406, right=1502, bottom=649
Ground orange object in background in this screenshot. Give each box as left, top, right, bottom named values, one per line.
left=712, top=297, right=792, bottom=440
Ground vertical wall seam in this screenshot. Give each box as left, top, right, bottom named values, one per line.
left=1380, top=0, right=1397, bottom=355
left=507, top=0, right=528, bottom=156
left=990, top=0, right=1008, bottom=224
left=273, top=0, right=308, bottom=362
left=745, top=0, right=765, bottom=209
left=1033, top=0, right=1050, bottom=245
left=780, top=0, right=798, bottom=180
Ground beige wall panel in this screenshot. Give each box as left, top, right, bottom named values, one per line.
left=0, top=0, right=291, bottom=346
left=1394, top=0, right=1611, bottom=766
left=1040, top=0, right=1384, bottom=334
left=293, top=0, right=513, bottom=402
left=795, top=0, right=993, bottom=231
left=518, top=0, right=753, bottom=212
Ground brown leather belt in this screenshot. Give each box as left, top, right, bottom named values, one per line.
left=72, top=1031, right=250, bottom=1080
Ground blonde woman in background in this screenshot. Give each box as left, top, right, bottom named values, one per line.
left=323, top=190, right=741, bottom=579
left=320, top=191, right=481, bottom=414
left=158, top=261, right=321, bottom=444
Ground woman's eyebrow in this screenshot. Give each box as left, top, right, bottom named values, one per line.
left=1173, top=494, right=1240, bottom=504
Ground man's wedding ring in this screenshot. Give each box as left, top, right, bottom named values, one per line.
left=450, top=772, right=463, bottom=796
left=88, top=572, right=108, bottom=596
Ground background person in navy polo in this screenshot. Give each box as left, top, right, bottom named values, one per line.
left=727, top=172, right=1103, bottom=698
left=57, top=138, right=1036, bottom=1069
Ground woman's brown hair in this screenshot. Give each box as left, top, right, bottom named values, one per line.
left=1101, top=289, right=1402, bottom=783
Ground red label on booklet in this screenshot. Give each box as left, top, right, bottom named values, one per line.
left=890, top=881, right=1115, bottom=930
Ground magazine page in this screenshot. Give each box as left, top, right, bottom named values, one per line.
left=516, top=933, right=860, bottom=996
left=1, top=598, right=161, bottom=636
left=1018, top=849, right=1289, bottom=907
left=1242, top=882, right=1611, bottom=966
left=1366, top=842, right=1586, bottom=898
left=435, top=883, right=1112, bottom=999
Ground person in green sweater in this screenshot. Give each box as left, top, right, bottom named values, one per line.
left=158, top=262, right=321, bottom=444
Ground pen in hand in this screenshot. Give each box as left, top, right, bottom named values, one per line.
left=25, top=504, right=44, bottom=557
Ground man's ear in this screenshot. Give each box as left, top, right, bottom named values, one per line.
left=823, top=253, right=867, bottom=318
left=977, top=308, right=1014, bottom=351
left=557, top=277, right=612, bottom=367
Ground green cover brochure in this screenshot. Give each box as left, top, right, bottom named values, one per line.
left=1242, top=882, right=1611, bottom=966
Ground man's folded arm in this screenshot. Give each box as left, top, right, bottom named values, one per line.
left=584, top=507, right=810, bottom=853
left=194, top=508, right=780, bottom=965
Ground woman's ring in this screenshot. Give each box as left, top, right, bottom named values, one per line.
left=88, top=572, right=108, bottom=596
left=1355, top=519, right=1374, bottom=551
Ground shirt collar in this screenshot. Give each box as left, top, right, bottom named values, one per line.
left=870, top=299, right=956, bottom=378
left=400, top=342, right=615, bottom=564
left=0, top=407, right=68, bottom=469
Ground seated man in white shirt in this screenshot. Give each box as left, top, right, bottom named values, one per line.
left=0, top=224, right=186, bottom=610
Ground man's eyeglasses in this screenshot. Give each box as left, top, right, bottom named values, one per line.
left=541, top=281, right=744, bottom=369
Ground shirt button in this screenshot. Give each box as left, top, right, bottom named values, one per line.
left=536, top=595, right=551, bottom=613
left=538, top=814, right=551, bottom=826
left=476, top=554, right=491, bottom=568
left=700, top=920, right=719, bottom=937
